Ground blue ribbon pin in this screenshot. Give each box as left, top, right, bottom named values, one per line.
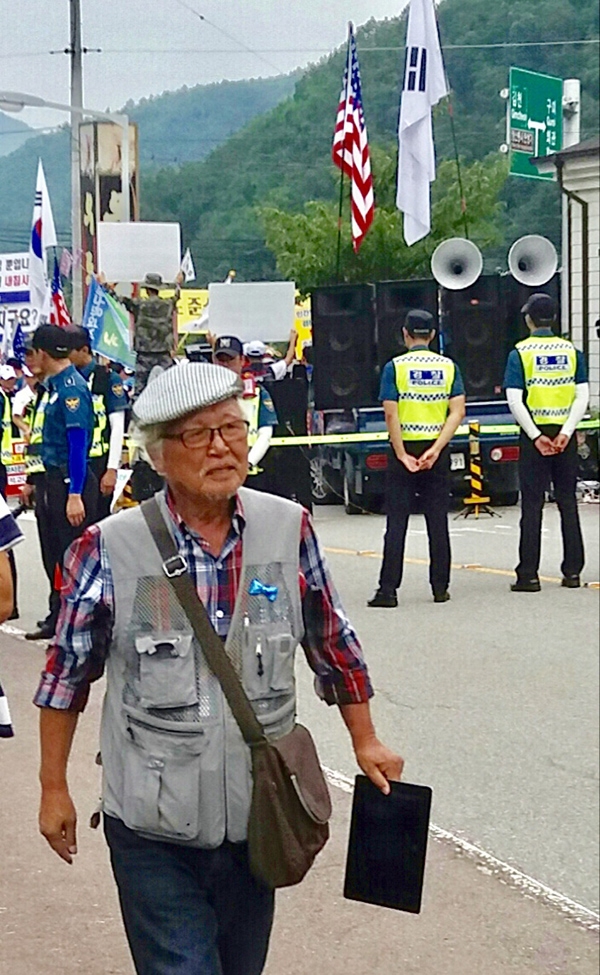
left=249, top=578, right=278, bottom=602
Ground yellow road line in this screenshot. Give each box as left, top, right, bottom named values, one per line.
left=324, top=546, right=600, bottom=587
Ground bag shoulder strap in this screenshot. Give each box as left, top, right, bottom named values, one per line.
left=141, top=496, right=266, bottom=747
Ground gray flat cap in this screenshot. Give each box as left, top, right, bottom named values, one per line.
left=133, top=362, right=243, bottom=427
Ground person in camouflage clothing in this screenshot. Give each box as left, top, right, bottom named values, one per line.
left=109, top=271, right=184, bottom=397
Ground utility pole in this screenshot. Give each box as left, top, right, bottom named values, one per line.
left=70, top=0, right=84, bottom=321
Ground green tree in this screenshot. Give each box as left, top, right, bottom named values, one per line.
left=259, top=152, right=508, bottom=292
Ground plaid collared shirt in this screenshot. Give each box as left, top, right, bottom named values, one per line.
left=34, top=492, right=372, bottom=712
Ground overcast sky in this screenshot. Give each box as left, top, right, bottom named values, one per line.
left=1, top=0, right=406, bottom=131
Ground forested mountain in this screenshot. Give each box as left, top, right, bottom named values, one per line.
left=141, top=0, right=599, bottom=284
left=0, top=0, right=597, bottom=281
left=0, top=74, right=296, bottom=251
left=0, top=112, right=33, bottom=157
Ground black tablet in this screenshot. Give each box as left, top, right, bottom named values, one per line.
left=343, top=775, right=432, bottom=914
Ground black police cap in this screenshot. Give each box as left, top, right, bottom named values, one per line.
left=31, top=324, right=72, bottom=358
left=66, top=325, right=93, bottom=351
left=404, top=308, right=435, bottom=336
left=521, top=293, right=556, bottom=323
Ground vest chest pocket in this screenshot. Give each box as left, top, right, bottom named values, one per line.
left=135, top=633, right=198, bottom=710
left=242, top=626, right=295, bottom=700
left=122, top=716, right=207, bottom=841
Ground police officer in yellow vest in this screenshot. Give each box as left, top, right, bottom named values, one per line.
left=0, top=382, right=13, bottom=489
left=368, top=310, right=466, bottom=608
left=504, top=293, right=589, bottom=592
left=212, top=335, right=278, bottom=490
left=68, top=326, right=128, bottom=520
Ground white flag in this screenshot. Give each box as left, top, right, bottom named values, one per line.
left=396, top=0, right=448, bottom=245
left=180, top=247, right=196, bottom=283
left=28, top=159, right=58, bottom=319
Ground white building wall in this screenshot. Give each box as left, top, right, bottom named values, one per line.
left=561, top=153, right=600, bottom=408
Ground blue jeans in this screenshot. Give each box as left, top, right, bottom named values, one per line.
left=104, top=816, right=275, bottom=975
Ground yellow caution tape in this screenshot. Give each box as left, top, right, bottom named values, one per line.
left=121, top=419, right=599, bottom=451
left=270, top=418, right=599, bottom=447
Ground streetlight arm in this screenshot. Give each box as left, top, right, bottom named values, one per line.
left=0, top=90, right=130, bottom=238
left=0, top=89, right=124, bottom=125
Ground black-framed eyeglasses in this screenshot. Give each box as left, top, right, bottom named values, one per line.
left=164, top=419, right=250, bottom=450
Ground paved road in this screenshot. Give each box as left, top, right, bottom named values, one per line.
left=298, top=503, right=600, bottom=912
left=1, top=501, right=598, bottom=973
left=0, top=629, right=598, bottom=975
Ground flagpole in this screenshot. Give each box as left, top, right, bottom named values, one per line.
left=433, top=0, right=470, bottom=240
left=335, top=165, right=345, bottom=284
left=446, top=99, right=469, bottom=240
left=335, top=24, right=353, bottom=285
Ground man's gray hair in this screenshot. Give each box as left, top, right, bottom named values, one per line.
left=131, top=420, right=172, bottom=453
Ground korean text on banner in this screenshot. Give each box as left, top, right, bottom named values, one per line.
left=396, top=0, right=448, bottom=245
left=82, top=277, right=136, bottom=369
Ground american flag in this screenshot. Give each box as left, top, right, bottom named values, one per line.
left=49, top=257, right=71, bottom=328
left=332, top=23, right=374, bottom=252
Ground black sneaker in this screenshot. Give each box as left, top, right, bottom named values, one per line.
left=367, top=591, right=398, bottom=608
left=510, top=579, right=541, bottom=593
left=433, top=591, right=451, bottom=603
left=561, top=575, right=581, bottom=589
left=25, top=623, right=55, bottom=641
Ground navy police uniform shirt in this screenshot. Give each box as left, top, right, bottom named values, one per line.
left=41, top=363, right=94, bottom=470
left=258, top=385, right=278, bottom=427
left=80, top=361, right=129, bottom=414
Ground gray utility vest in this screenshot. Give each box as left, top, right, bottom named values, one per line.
left=100, top=488, right=304, bottom=848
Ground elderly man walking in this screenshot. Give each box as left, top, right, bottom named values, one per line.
left=35, top=363, right=403, bottom=975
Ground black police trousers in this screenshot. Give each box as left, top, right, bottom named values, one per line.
left=43, top=468, right=99, bottom=628
left=516, top=430, right=584, bottom=582
left=378, top=446, right=451, bottom=596
left=30, top=472, right=55, bottom=619
left=90, top=453, right=111, bottom=521
left=0, top=465, right=18, bottom=617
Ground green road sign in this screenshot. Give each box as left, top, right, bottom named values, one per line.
left=508, top=67, right=563, bottom=179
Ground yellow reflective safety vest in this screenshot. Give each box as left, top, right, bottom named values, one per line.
left=516, top=334, right=577, bottom=426
left=86, top=366, right=109, bottom=459
left=393, top=349, right=456, bottom=441
left=0, top=391, right=12, bottom=467
left=25, top=389, right=49, bottom=476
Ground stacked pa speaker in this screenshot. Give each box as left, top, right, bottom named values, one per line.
left=311, top=234, right=561, bottom=408
left=431, top=234, right=560, bottom=400
left=311, top=284, right=377, bottom=410
left=375, top=279, right=438, bottom=369
left=440, top=276, right=507, bottom=400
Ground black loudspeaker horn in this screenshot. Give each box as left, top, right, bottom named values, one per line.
left=441, top=275, right=507, bottom=401
left=311, top=284, right=378, bottom=410
left=375, top=279, right=439, bottom=369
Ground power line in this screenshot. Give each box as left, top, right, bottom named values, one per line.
left=161, top=39, right=588, bottom=54
left=171, top=0, right=284, bottom=74
left=25, top=38, right=600, bottom=55
left=0, top=37, right=597, bottom=63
